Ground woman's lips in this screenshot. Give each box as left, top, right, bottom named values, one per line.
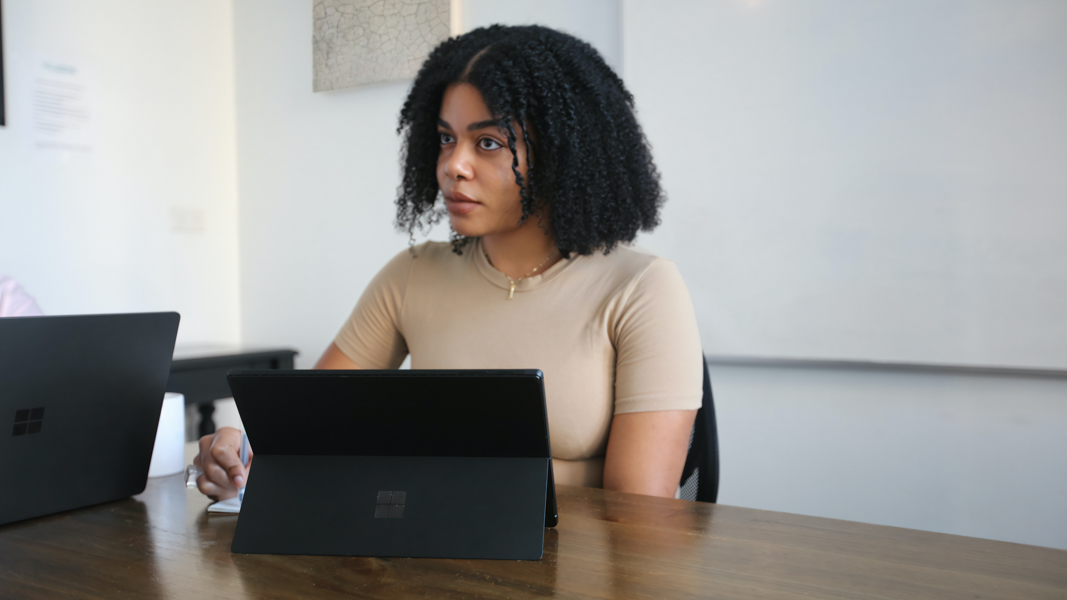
left=445, top=193, right=480, bottom=215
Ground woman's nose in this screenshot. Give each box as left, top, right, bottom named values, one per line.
left=444, top=143, right=475, bottom=180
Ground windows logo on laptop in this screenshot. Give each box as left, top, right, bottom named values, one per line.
left=12, top=408, right=45, bottom=436
left=374, top=491, right=407, bottom=519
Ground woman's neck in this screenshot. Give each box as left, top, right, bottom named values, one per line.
left=481, top=220, right=561, bottom=280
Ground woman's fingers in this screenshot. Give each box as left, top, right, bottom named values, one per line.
left=196, top=473, right=235, bottom=501
left=195, top=427, right=247, bottom=498
left=209, top=428, right=248, bottom=488
left=196, top=449, right=235, bottom=497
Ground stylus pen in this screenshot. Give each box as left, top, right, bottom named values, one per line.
left=238, top=432, right=249, bottom=502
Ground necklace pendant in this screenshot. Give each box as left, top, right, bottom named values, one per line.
left=508, top=280, right=516, bottom=300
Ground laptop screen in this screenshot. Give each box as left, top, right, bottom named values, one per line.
left=228, top=370, right=550, bottom=459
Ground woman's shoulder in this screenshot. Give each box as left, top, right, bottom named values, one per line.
left=378, top=240, right=458, bottom=271
left=408, top=240, right=460, bottom=261
left=377, top=240, right=478, bottom=291
left=578, top=243, right=682, bottom=287
left=551, top=244, right=690, bottom=312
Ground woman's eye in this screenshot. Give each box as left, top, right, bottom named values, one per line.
left=439, top=132, right=455, bottom=145
left=479, top=137, right=502, bottom=150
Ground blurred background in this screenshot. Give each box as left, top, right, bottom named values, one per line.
left=1, top=0, right=1064, bottom=549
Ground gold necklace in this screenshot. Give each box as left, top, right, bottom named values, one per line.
left=484, top=247, right=557, bottom=299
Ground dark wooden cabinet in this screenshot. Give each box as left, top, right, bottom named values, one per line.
left=168, top=348, right=297, bottom=436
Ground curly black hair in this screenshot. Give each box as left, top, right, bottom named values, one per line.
left=396, top=24, right=663, bottom=256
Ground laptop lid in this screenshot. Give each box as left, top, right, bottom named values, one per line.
left=228, top=369, right=557, bottom=559
left=0, top=312, right=180, bottom=526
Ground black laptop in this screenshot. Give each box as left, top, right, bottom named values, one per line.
left=227, top=369, right=557, bottom=560
left=0, top=312, right=180, bottom=526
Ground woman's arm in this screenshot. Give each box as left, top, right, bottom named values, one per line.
left=314, top=342, right=363, bottom=369
left=604, top=256, right=703, bottom=498
left=602, top=410, right=697, bottom=498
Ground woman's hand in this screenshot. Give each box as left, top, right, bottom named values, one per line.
left=602, top=410, right=698, bottom=498
left=193, top=426, right=251, bottom=501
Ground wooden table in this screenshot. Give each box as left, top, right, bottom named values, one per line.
left=1, top=476, right=1064, bottom=599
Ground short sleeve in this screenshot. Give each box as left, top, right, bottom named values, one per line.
left=612, top=258, right=703, bottom=414
left=333, top=248, right=414, bottom=369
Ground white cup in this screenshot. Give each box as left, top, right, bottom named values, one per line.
left=149, top=392, right=186, bottom=478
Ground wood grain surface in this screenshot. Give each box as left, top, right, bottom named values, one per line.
left=0, top=475, right=1064, bottom=599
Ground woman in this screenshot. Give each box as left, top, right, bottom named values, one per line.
left=195, top=25, right=703, bottom=501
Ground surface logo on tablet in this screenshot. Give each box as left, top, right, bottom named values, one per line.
left=375, top=491, right=406, bottom=518
left=12, top=408, right=45, bottom=436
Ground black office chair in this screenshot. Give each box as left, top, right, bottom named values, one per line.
left=678, top=355, right=720, bottom=502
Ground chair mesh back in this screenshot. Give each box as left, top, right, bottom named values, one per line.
left=678, top=355, right=719, bottom=503
left=678, top=467, right=700, bottom=501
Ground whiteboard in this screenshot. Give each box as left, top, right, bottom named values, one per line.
left=625, top=0, right=1067, bottom=369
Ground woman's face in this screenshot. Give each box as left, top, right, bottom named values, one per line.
left=436, top=83, right=530, bottom=238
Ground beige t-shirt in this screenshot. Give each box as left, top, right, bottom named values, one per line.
left=334, top=239, right=703, bottom=488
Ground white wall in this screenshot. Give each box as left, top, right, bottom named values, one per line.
left=711, top=364, right=1067, bottom=550
left=625, top=0, right=1067, bottom=369
left=233, top=0, right=622, bottom=366
left=462, top=0, right=621, bottom=73
left=233, top=1, right=409, bottom=366
left=0, top=0, right=241, bottom=347
left=621, top=0, right=1067, bottom=549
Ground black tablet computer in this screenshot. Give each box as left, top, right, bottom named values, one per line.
left=0, top=312, right=180, bottom=526
left=228, top=369, right=557, bottom=560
